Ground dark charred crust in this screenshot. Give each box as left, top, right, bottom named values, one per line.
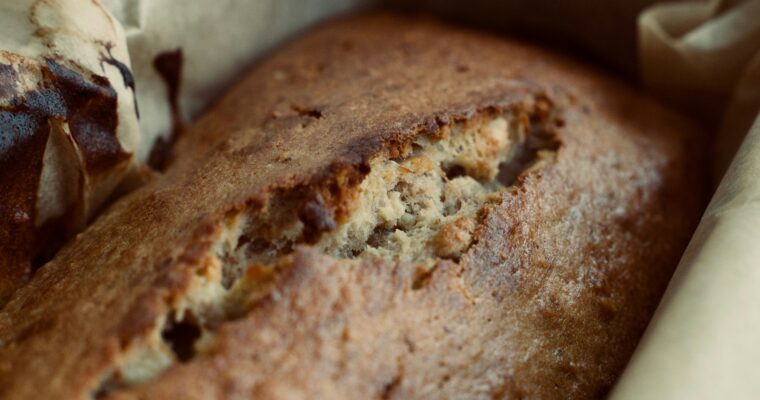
left=0, top=101, right=47, bottom=298
left=0, top=64, right=16, bottom=98
left=43, top=58, right=129, bottom=175
left=31, top=201, right=79, bottom=269
left=290, top=104, right=323, bottom=119
left=0, top=57, right=132, bottom=299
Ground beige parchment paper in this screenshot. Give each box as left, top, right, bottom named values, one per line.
left=611, top=0, right=760, bottom=398
left=100, top=0, right=372, bottom=161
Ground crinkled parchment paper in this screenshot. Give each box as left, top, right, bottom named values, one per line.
left=612, top=0, right=760, bottom=398
left=100, top=0, right=372, bottom=162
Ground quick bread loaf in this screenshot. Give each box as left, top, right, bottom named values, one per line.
left=0, top=12, right=704, bottom=399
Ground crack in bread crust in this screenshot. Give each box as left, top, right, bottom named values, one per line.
left=96, top=103, right=562, bottom=393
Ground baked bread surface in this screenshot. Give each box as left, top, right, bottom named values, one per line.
left=0, top=12, right=703, bottom=400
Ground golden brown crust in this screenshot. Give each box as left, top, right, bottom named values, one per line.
left=0, top=57, right=132, bottom=305
left=0, top=12, right=704, bottom=399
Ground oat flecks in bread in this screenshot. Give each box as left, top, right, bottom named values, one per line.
left=0, top=12, right=704, bottom=400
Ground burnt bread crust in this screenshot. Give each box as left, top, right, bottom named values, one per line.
left=0, top=12, right=704, bottom=400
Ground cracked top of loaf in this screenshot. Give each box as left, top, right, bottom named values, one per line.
left=0, top=11, right=704, bottom=400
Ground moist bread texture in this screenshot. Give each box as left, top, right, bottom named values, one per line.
left=0, top=12, right=704, bottom=400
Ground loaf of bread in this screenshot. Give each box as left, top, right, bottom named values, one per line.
left=0, top=0, right=140, bottom=305
left=0, top=12, right=704, bottom=399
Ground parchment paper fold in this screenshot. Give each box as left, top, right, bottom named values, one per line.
left=613, top=1, right=760, bottom=398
